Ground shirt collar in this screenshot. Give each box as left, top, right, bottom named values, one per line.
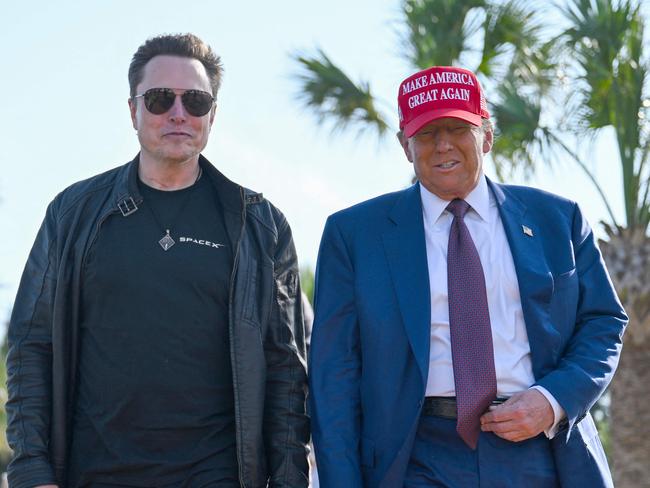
left=419, top=174, right=491, bottom=224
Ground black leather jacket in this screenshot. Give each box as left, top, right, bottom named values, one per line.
left=6, top=155, right=310, bottom=488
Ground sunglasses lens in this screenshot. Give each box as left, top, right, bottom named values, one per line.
left=143, top=89, right=175, bottom=115
left=140, top=89, right=213, bottom=116
left=181, top=90, right=214, bottom=116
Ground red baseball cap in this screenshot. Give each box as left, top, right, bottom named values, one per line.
left=398, top=66, right=490, bottom=137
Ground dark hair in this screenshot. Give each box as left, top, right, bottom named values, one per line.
left=128, top=33, right=223, bottom=98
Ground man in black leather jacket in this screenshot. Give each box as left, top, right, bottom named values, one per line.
left=6, top=33, right=309, bottom=488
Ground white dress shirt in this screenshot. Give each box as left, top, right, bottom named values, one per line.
left=420, top=175, right=564, bottom=436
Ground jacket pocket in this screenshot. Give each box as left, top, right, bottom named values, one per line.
left=238, top=257, right=274, bottom=327
left=241, top=257, right=258, bottom=323
left=549, top=267, right=578, bottom=334
left=553, top=267, right=577, bottom=290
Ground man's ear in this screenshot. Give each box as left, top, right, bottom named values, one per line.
left=128, top=98, right=138, bottom=131
left=397, top=131, right=413, bottom=163
left=482, top=126, right=493, bottom=154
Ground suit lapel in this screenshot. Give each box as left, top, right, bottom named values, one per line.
left=382, top=184, right=431, bottom=385
left=488, top=179, right=561, bottom=376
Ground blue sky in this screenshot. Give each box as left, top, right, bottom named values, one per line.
left=0, top=0, right=627, bottom=327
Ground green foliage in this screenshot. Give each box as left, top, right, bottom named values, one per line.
left=491, top=78, right=544, bottom=177
left=292, top=50, right=389, bottom=137
left=480, top=0, right=547, bottom=80
left=560, top=0, right=650, bottom=230
left=402, top=0, right=486, bottom=68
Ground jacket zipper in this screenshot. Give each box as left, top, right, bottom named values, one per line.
left=229, top=187, right=247, bottom=488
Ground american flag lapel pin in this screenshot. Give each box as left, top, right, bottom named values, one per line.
left=522, top=225, right=533, bottom=237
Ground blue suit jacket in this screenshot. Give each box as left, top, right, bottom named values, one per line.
left=309, top=179, right=627, bottom=488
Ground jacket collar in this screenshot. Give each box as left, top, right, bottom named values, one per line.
left=383, top=183, right=431, bottom=384
left=111, top=153, right=252, bottom=217
left=419, top=174, right=492, bottom=225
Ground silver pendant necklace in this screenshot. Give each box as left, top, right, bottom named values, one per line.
left=158, top=230, right=176, bottom=251
left=143, top=167, right=202, bottom=251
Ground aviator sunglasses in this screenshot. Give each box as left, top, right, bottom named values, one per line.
left=134, top=88, right=215, bottom=117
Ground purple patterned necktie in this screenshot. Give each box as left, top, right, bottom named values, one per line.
left=446, top=199, right=497, bottom=449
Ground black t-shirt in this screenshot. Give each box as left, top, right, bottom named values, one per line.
left=69, top=175, right=239, bottom=487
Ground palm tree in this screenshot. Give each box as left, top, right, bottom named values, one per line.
left=293, top=1, right=649, bottom=485
left=556, top=2, right=650, bottom=486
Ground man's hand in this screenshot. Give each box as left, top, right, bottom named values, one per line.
left=479, top=389, right=554, bottom=442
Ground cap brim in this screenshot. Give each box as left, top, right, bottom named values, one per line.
left=403, top=109, right=484, bottom=138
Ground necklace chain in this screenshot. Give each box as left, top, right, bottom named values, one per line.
left=143, top=167, right=203, bottom=251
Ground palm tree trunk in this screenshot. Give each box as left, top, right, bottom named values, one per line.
left=600, top=229, right=650, bottom=488
left=610, top=342, right=650, bottom=487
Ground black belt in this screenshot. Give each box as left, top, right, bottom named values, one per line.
left=422, top=396, right=508, bottom=419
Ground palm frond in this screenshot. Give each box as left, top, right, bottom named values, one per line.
left=401, top=0, right=487, bottom=68
left=480, top=0, right=544, bottom=79
left=293, top=49, right=389, bottom=137
left=613, top=7, right=645, bottom=200
left=560, top=0, right=649, bottom=229
left=490, top=77, right=544, bottom=176
left=560, top=0, right=638, bottom=130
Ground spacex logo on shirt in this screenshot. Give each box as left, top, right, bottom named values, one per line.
left=179, top=236, right=226, bottom=249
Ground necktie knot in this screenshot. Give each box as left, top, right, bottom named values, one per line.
left=446, top=198, right=471, bottom=219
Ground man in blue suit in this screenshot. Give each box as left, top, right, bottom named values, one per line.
left=309, top=65, right=627, bottom=487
